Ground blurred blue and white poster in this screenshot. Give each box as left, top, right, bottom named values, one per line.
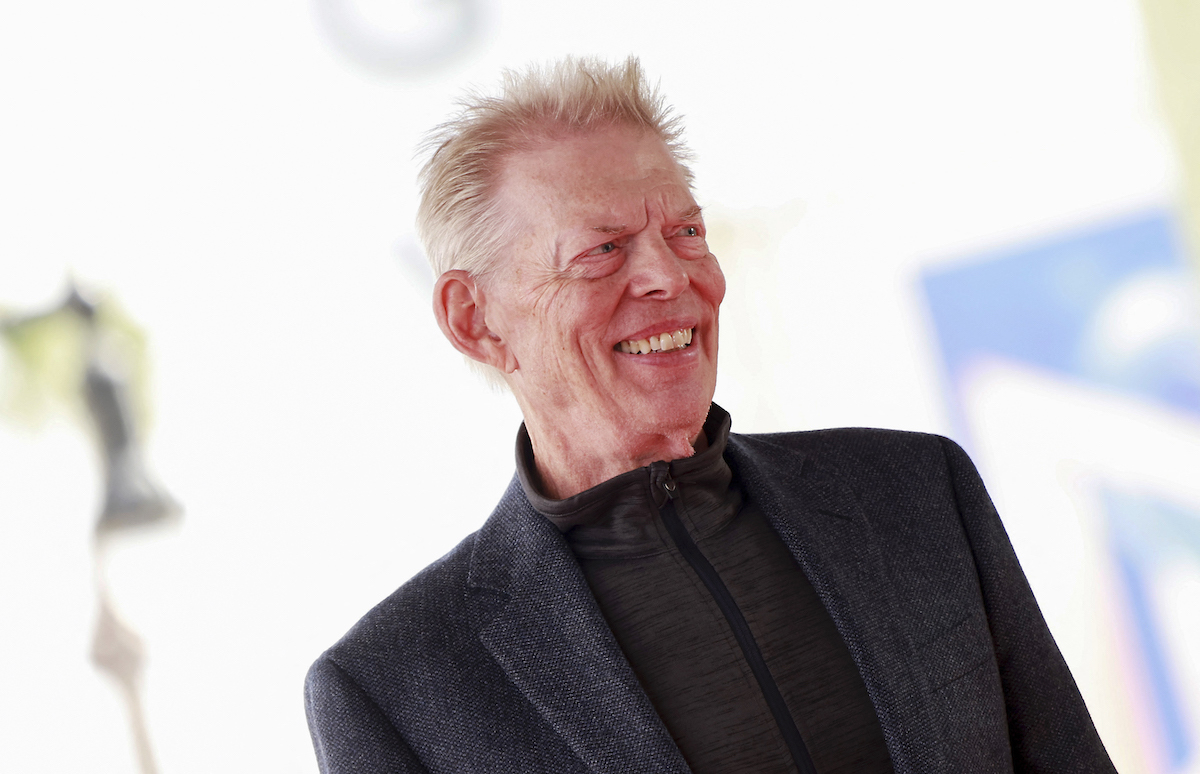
left=924, top=210, right=1200, bottom=773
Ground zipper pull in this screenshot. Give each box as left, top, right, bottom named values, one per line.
left=650, top=461, right=677, bottom=501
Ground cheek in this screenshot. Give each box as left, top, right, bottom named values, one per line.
left=529, top=290, right=623, bottom=361
left=695, top=254, right=726, bottom=308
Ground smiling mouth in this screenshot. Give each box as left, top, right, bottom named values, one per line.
left=615, top=327, right=694, bottom=354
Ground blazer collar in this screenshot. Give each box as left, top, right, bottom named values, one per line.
left=466, top=477, right=690, bottom=774
left=724, top=432, right=940, bottom=774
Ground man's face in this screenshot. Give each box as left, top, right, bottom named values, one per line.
left=484, top=125, right=725, bottom=465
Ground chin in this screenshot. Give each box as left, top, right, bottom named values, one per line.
left=630, top=386, right=713, bottom=441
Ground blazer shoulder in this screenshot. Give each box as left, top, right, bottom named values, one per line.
left=318, top=528, right=482, bottom=676
left=729, top=427, right=979, bottom=503
left=736, top=425, right=959, bottom=466
left=313, top=475, right=533, bottom=683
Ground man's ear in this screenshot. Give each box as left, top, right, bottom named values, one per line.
left=433, top=270, right=517, bottom=373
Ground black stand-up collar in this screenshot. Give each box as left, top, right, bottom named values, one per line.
left=515, top=403, right=739, bottom=556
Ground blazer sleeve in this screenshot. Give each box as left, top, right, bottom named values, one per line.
left=305, top=655, right=429, bottom=774
left=939, top=437, right=1117, bottom=774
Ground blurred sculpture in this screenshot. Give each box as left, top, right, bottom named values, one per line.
left=72, top=289, right=179, bottom=533
left=92, top=590, right=159, bottom=774
left=1, top=283, right=179, bottom=774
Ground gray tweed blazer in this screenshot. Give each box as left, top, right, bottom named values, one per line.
left=305, top=429, right=1116, bottom=773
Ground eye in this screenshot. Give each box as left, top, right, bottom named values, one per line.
left=585, top=241, right=618, bottom=256
left=678, top=226, right=700, bottom=237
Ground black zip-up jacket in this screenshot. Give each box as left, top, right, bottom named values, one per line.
left=518, top=405, right=892, bottom=774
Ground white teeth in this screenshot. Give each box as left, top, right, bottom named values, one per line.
left=618, top=328, right=694, bottom=355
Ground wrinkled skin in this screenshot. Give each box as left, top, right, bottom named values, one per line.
left=435, top=126, right=725, bottom=498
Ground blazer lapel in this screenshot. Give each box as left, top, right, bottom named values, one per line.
left=725, top=434, right=942, bottom=774
left=468, top=479, right=690, bottom=774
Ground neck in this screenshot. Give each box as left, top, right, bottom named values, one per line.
left=522, top=414, right=706, bottom=499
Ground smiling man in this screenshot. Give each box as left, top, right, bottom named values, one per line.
left=305, top=58, right=1116, bottom=774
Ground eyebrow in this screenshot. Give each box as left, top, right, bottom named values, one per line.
left=588, top=206, right=704, bottom=235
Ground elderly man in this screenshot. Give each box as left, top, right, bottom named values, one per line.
left=305, top=58, right=1116, bottom=774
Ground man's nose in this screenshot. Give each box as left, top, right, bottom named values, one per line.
left=627, top=235, right=689, bottom=299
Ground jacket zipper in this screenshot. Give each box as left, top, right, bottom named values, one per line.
left=652, top=462, right=817, bottom=774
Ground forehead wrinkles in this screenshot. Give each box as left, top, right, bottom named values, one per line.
left=564, top=172, right=689, bottom=235
left=643, top=181, right=696, bottom=221
left=493, top=131, right=692, bottom=268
